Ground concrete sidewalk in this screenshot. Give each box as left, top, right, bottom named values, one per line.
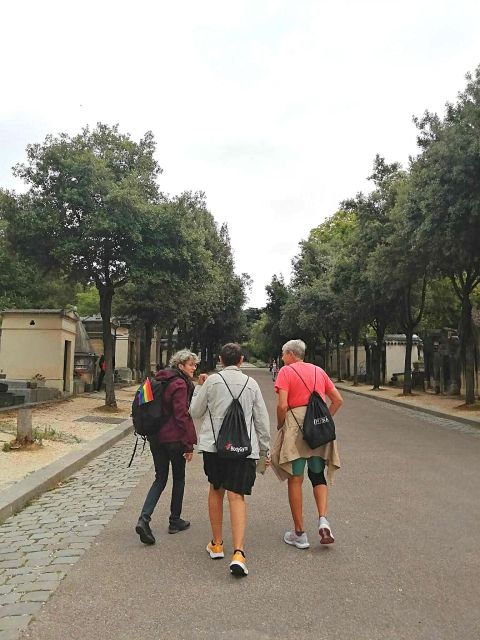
left=0, top=418, right=133, bottom=524
left=336, top=381, right=480, bottom=428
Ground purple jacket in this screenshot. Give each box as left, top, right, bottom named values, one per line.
left=154, top=369, right=197, bottom=452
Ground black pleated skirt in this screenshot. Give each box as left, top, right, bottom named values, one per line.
left=202, top=452, right=257, bottom=496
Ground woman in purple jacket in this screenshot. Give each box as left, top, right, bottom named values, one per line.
left=135, top=350, right=198, bottom=545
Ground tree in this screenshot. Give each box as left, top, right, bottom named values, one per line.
left=264, top=275, right=289, bottom=360
left=0, top=196, right=79, bottom=310
left=2, top=124, right=161, bottom=406
left=247, top=313, right=274, bottom=362
left=341, top=157, right=403, bottom=390
left=280, top=280, right=339, bottom=369
left=411, top=67, right=480, bottom=404
left=76, top=286, right=100, bottom=316
left=368, top=176, right=429, bottom=394
left=113, top=198, right=203, bottom=376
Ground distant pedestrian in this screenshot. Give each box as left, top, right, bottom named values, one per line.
left=190, top=343, right=270, bottom=577
left=135, top=350, right=198, bottom=545
left=272, top=339, right=343, bottom=549
left=271, top=359, right=278, bottom=381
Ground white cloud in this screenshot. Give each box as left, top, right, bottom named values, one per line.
left=1, top=0, right=480, bottom=306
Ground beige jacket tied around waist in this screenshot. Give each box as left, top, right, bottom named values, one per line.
left=271, top=405, right=341, bottom=484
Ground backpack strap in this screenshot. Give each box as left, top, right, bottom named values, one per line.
left=217, top=371, right=250, bottom=400
left=127, top=436, right=139, bottom=468
left=208, top=407, right=218, bottom=448
left=127, top=434, right=147, bottom=468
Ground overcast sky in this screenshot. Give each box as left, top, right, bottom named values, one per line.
left=1, top=0, right=479, bottom=307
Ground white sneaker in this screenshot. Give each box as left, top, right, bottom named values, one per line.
left=283, top=530, right=310, bottom=549
left=319, top=516, right=334, bottom=544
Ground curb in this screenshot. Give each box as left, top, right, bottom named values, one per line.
left=0, top=419, right=134, bottom=525
left=337, top=385, right=480, bottom=429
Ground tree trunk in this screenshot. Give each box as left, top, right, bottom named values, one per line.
left=166, top=326, right=175, bottom=364
left=98, top=283, right=117, bottom=407
left=353, top=330, right=359, bottom=386
left=372, top=344, right=380, bottom=390
left=145, top=322, right=153, bottom=377
left=365, top=340, right=372, bottom=385
left=372, top=327, right=385, bottom=390
left=157, top=328, right=164, bottom=368
left=323, top=333, right=331, bottom=375
left=403, top=329, right=413, bottom=395
left=139, top=325, right=146, bottom=379
left=336, top=335, right=343, bottom=382
left=461, top=295, right=476, bottom=405
left=381, top=342, right=387, bottom=385
left=424, top=341, right=432, bottom=390
left=207, top=342, right=216, bottom=371
left=200, top=342, right=208, bottom=373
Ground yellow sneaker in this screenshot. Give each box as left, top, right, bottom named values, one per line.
left=229, top=550, right=248, bottom=576
left=206, top=540, right=224, bottom=559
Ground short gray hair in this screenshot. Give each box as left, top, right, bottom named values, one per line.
left=169, top=350, right=199, bottom=368
left=282, top=339, right=306, bottom=360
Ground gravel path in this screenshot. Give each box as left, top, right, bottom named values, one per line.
left=0, top=387, right=137, bottom=492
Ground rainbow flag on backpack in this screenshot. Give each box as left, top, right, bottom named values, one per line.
left=136, top=378, right=154, bottom=405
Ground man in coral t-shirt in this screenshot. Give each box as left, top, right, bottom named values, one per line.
left=274, top=339, right=343, bottom=550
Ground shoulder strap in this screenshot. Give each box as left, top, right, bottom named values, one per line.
left=217, top=371, right=250, bottom=400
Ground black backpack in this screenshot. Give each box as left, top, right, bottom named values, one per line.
left=128, top=375, right=177, bottom=467
left=288, top=366, right=336, bottom=449
left=208, top=373, right=253, bottom=459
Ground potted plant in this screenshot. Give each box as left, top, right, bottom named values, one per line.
left=30, top=373, right=46, bottom=387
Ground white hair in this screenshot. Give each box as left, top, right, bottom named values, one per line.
left=169, top=350, right=199, bottom=368
left=282, top=339, right=306, bottom=360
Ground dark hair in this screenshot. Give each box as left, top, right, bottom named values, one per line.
left=220, top=343, right=243, bottom=367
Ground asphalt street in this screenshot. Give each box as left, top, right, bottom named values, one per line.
left=19, top=368, right=480, bottom=640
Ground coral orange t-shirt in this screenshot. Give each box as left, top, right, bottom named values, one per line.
left=274, top=362, right=335, bottom=408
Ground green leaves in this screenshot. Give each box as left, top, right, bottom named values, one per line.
left=7, top=124, right=160, bottom=288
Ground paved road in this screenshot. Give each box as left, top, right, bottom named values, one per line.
left=1, top=368, right=479, bottom=639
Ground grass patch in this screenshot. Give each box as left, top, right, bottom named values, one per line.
left=33, top=426, right=82, bottom=444
left=0, top=423, right=82, bottom=444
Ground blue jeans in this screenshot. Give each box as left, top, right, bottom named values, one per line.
left=140, top=441, right=186, bottom=523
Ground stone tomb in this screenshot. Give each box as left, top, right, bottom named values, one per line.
left=0, top=309, right=78, bottom=395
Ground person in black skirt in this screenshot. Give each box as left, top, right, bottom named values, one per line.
left=190, top=343, right=270, bottom=577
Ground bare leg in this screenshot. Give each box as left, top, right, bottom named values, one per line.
left=287, top=475, right=304, bottom=531
left=313, top=484, right=328, bottom=517
left=227, top=491, right=246, bottom=551
left=208, top=485, right=225, bottom=543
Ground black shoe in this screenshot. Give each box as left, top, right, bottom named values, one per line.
left=136, top=518, right=155, bottom=545
left=168, top=519, right=191, bottom=534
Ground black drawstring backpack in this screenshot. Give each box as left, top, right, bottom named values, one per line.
left=288, top=366, right=336, bottom=449
left=208, top=373, right=253, bottom=459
